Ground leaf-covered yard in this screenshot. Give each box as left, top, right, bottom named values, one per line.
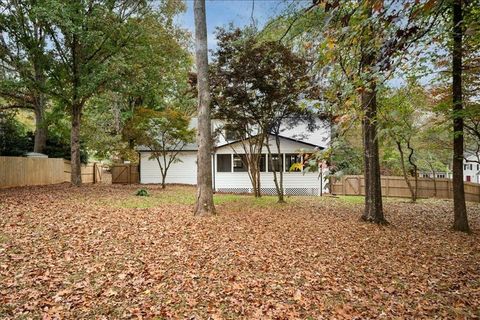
left=1, top=185, right=479, bottom=319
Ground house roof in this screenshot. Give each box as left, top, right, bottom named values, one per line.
left=138, top=134, right=324, bottom=153
left=136, top=142, right=198, bottom=152
left=216, top=133, right=324, bottom=150
left=137, top=117, right=329, bottom=152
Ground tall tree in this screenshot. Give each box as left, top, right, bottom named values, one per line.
left=270, top=0, right=443, bottom=223
left=193, top=0, right=215, bottom=215
left=80, top=8, right=194, bottom=162
left=451, top=0, right=469, bottom=232
left=359, top=6, right=384, bottom=222
left=0, top=0, right=49, bottom=153
left=40, top=0, right=147, bottom=185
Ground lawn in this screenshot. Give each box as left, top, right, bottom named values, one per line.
left=1, top=184, right=479, bottom=319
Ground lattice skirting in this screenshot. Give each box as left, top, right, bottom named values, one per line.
left=216, top=187, right=320, bottom=196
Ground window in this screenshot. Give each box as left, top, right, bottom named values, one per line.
left=421, top=173, right=429, bottom=178
left=464, top=164, right=473, bottom=170
left=437, top=173, right=446, bottom=178
left=259, top=154, right=266, bottom=172
left=466, top=175, right=471, bottom=182
left=217, top=154, right=231, bottom=172
left=268, top=154, right=283, bottom=172
left=285, top=154, right=302, bottom=172
left=233, top=154, right=248, bottom=172
left=225, top=129, right=241, bottom=141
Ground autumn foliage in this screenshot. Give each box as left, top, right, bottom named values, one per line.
left=1, top=185, right=478, bottom=318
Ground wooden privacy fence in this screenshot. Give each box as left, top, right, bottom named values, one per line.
left=330, top=175, right=480, bottom=202
left=111, top=164, right=139, bottom=184
left=0, top=156, right=101, bottom=188
left=63, top=161, right=102, bottom=184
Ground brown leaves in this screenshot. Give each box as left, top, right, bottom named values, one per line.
left=0, top=184, right=479, bottom=318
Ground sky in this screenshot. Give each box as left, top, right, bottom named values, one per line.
left=177, top=0, right=291, bottom=51
left=174, top=1, right=415, bottom=88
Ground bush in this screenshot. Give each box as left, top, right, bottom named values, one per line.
left=0, top=112, right=32, bottom=156
left=136, top=189, right=149, bottom=197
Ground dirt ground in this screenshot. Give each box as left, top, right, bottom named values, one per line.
left=1, top=184, right=479, bottom=319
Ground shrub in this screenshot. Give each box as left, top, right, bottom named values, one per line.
left=135, top=188, right=149, bottom=197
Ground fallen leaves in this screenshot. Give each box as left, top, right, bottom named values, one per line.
left=0, top=184, right=479, bottom=318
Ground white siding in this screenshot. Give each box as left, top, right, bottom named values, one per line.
left=140, top=152, right=197, bottom=185
left=139, top=136, right=329, bottom=195
left=464, top=160, right=480, bottom=183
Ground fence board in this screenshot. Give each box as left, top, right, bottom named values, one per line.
left=111, top=164, right=139, bottom=184
left=331, top=175, right=480, bottom=202
left=0, top=156, right=98, bottom=188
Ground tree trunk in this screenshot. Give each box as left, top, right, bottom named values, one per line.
left=162, top=173, right=166, bottom=189
left=396, top=140, right=416, bottom=202
left=193, top=0, right=215, bottom=216
left=247, top=153, right=262, bottom=197
left=249, top=161, right=261, bottom=197
left=70, top=104, right=82, bottom=186
left=33, top=105, right=47, bottom=153
left=361, top=83, right=387, bottom=224
left=32, top=60, right=47, bottom=153
left=276, top=135, right=285, bottom=203
left=266, top=137, right=285, bottom=203
left=430, top=165, right=437, bottom=197
left=452, top=0, right=469, bottom=232
left=406, top=140, right=418, bottom=202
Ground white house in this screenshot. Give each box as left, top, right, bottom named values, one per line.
left=463, top=154, right=480, bottom=183
left=419, top=153, right=480, bottom=183
left=138, top=119, right=330, bottom=195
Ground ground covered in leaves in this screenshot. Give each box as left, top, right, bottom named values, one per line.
left=1, top=184, right=479, bottom=319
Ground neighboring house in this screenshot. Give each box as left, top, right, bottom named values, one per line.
left=419, top=154, right=480, bottom=183
left=463, top=154, right=480, bottom=183
left=138, top=118, right=330, bottom=195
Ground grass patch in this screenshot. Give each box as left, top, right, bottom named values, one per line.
left=99, top=188, right=291, bottom=209
left=336, top=195, right=365, bottom=204
left=333, top=195, right=414, bottom=205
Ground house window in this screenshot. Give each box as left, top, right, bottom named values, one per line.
left=437, top=173, right=446, bottom=178
left=268, top=154, right=283, bottom=172
left=217, top=154, right=231, bottom=172
left=233, top=154, right=248, bottom=172
left=258, top=154, right=266, bottom=172
left=285, top=154, right=302, bottom=172
left=225, top=129, right=241, bottom=141
left=464, top=164, right=473, bottom=170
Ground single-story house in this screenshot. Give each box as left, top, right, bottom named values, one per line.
left=138, top=119, right=330, bottom=195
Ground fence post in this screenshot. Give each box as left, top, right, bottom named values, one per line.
left=447, top=180, right=452, bottom=199
left=386, top=177, right=389, bottom=197
left=357, top=176, right=361, bottom=195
